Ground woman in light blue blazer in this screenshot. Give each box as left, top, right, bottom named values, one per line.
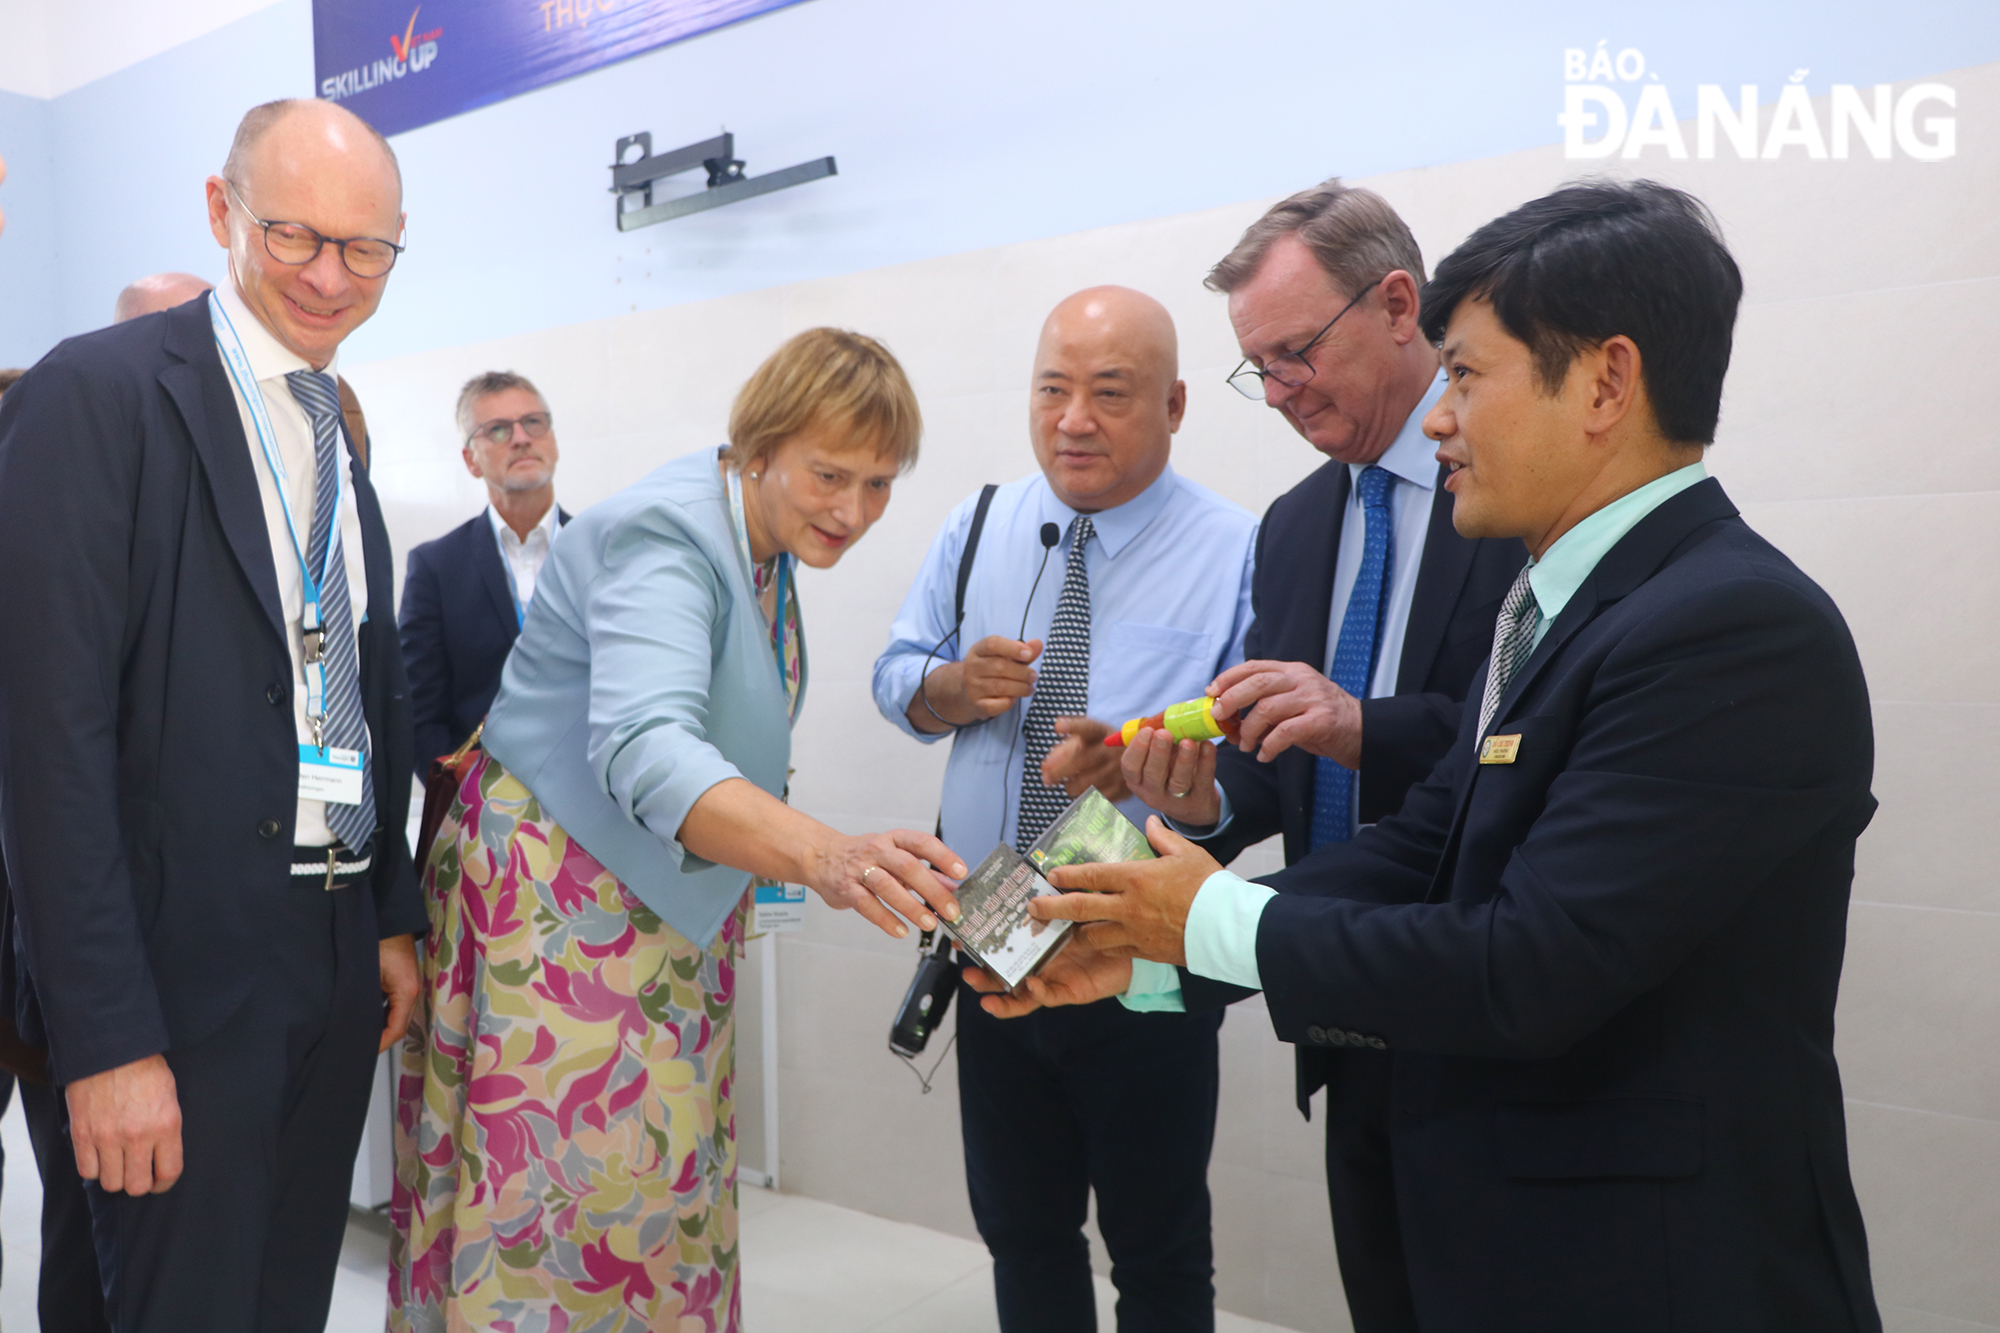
left=390, top=330, right=967, bottom=1333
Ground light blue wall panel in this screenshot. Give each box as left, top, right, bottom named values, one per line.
left=2, top=0, right=1996, bottom=367
left=45, top=1, right=314, bottom=342
left=0, top=87, right=58, bottom=368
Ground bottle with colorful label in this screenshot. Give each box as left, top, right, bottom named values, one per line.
left=1105, top=696, right=1239, bottom=747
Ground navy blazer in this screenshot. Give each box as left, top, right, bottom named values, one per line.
left=399, top=507, right=567, bottom=771
left=1206, top=458, right=1521, bottom=1118
left=1206, top=458, right=1525, bottom=866
left=0, top=299, right=424, bottom=1085
left=1194, top=480, right=1881, bottom=1331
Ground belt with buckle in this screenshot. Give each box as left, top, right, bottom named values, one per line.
left=291, top=845, right=373, bottom=891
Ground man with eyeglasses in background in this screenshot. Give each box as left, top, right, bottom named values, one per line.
left=0, top=98, right=423, bottom=1331
left=399, top=371, right=568, bottom=774
left=1118, top=179, right=1523, bottom=1333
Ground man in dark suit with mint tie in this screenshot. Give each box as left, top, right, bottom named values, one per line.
left=399, top=370, right=567, bottom=771
left=990, top=179, right=1883, bottom=1332
left=0, top=99, right=424, bottom=1332
left=1123, top=180, right=1522, bottom=1332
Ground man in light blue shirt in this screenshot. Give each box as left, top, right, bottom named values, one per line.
left=874, top=286, right=1255, bottom=1333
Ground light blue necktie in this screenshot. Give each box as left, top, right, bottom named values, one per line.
left=286, top=370, right=377, bottom=854
left=1311, top=466, right=1394, bottom=848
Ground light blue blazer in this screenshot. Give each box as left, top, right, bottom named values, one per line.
left=482, top=447, right=804, bottom=948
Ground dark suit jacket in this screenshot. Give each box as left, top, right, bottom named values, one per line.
left=1205, top=457, right=1523, bottom=1112
left=0, top=299, right=425, bottom=1086
left=399, top=506, right=567, bottom=771
left=1192, top=480, right=1881, bottom=1331
left=1206, top=458, right=1524, bottom=866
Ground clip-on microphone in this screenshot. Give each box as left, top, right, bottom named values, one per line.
left=998, top=520, right=1062, bottom=835
left=1022, top=522, right=1061, bottom=634
left=893, top=520, right=1064, bottom=1066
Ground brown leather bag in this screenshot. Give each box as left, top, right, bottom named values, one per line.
left=0, top=858, right=49, bottom=1083
left=336, top=374, right=371, bottom=470
left=0, top=1008, right=49, bottom=1085
left=417, top=721, right=485, bottom=871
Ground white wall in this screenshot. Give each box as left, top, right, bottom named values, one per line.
left=341, top=60, right=2000, bottom=1330
left=0, top=0, right=283, bottom=98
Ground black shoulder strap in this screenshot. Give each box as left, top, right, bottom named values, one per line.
left=932, top=483, right=1000, bottom=853
left=954, top=483, right=999, bottom=627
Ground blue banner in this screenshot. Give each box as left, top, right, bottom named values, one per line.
left=314, top=0, right=808, bottom=136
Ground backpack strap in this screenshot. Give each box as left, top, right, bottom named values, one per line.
left=933, top=483, right=1000, bottom=846
left=955, top=483, right=999, bottom=628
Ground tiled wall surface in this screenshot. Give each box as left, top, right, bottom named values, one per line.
left=346, top=61, right=1999, bottom=1332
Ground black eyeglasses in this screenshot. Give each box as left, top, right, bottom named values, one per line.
left=225, top=180, right=404, bottom=280
left=467, top=412, right=553, bottom=447
left=1225, top=278, right=1381, bottom=400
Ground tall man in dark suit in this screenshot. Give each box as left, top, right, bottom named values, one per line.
left=1121, top=180, right=1521, bottom=1332
left=985, top=179, right=1883, bottom=1332
left=0, top=98, right=425, bottom=1331
left=400, top=370, right=566, bottom=771
left=0, top=274, right=222, bottom=1333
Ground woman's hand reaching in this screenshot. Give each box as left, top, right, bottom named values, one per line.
left=679, top=779, right=969, bottom=940
left=805, top=828, right=967, bottom=939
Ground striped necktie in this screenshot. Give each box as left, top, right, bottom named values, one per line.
left=285, top=370, right=377, bottom=854
left=1311, top=466, right=1395, bottom=848
left=1476, top=565, right=1540, bottom=742
left=1016, top=515, right=1093, bottom=852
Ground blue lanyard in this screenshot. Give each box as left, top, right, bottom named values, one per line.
left=770, top=555, right=792, bottom=683
left=493, top=511, right=562, bottom=630
left=209, top=291, right=344, bottom=744
left=496, top=536, right=528, bottom=630
left=724, top=462, right=792, bottom=692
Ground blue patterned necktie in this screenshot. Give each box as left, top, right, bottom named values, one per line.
left=1311, top=466, right=1395, bottom=848
left=285, top=370, right=377, bottom=854
left=1016, top=515, right=1093, bottom=852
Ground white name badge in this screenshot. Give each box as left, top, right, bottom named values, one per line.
left=752, top=882, right=808, bottom=934
left=298, top=744, right=366, bottom=804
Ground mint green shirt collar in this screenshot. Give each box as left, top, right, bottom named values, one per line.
left=1526, top=460, right=1708, bottom=650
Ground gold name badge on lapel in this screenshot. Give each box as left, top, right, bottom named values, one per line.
left=1479, top=734, right=1522, bottom=765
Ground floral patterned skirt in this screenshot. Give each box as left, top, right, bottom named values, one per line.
left=390, top=750, right=744, bottom=1333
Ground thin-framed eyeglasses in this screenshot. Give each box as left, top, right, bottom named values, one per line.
left=1224, top=277, right=1382, bottom=400
left=224, top=179, right=405, bottom=279
left=467, top=412, right=554, bottom=447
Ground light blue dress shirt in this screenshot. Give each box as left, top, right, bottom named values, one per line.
left=1126, top=459, right=1712, bottom=1009
left=482, top=447, right=801, bottom=949
left=874, top=464, right=1258, bottom=857
left=1326, top=372, right=1445, bottom=699
left=1189, top=372, right=1444, bottom=841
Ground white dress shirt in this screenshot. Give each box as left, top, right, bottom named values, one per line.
left=1185, top=371, right=1446, bottom=840
left=213, top=281, right=370, bottom=850
left=487, top=499, right=562, bottom=619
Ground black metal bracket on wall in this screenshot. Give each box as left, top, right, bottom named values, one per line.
left=610, top=131, right=836, bottom=231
